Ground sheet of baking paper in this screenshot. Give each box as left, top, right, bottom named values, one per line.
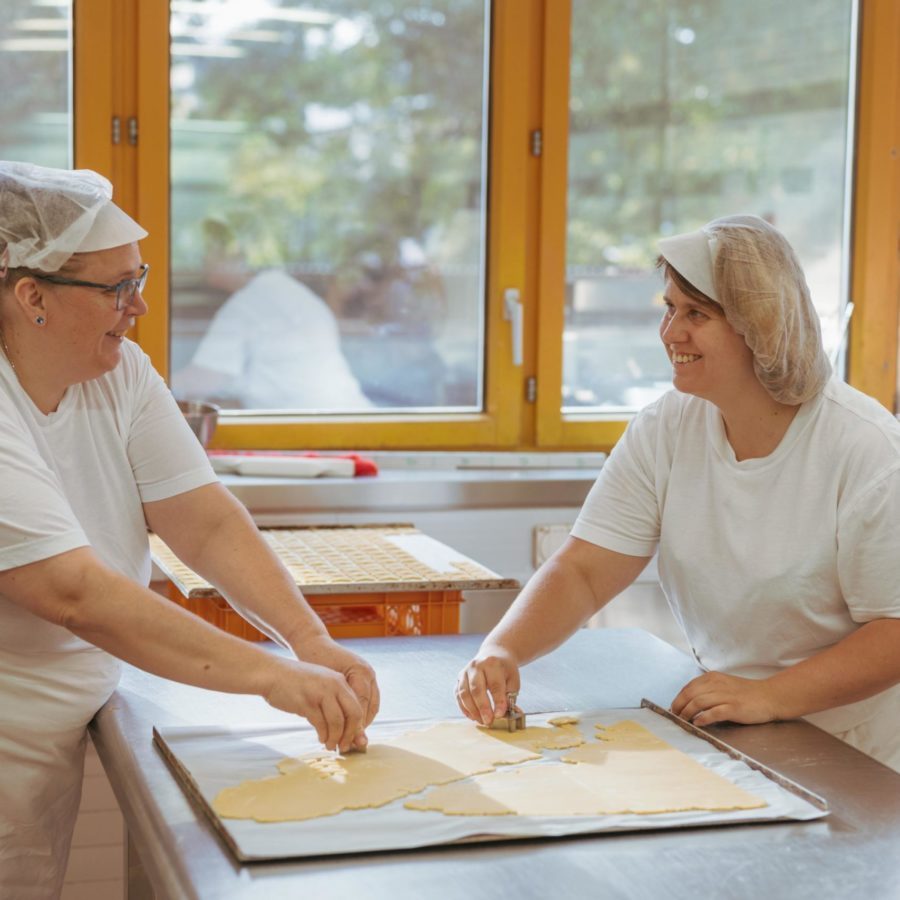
left=155, top=708, right=828, bottom=861
left=383, top=533, right=493, bottom=574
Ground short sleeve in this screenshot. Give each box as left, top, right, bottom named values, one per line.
left=0, top=407, right=88, bottom=571
left=837, top=462, right=900, bottom=621
left=125, top=347, right=218, bottom=503
left=570, top=401, right=664, bottom=557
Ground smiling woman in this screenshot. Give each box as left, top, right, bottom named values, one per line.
left=659, top=280, right=759, bottom=417
left=0, top=161, right=380, bottom=898
left=0, top=167, right=150, bottom=413
left=6, top=245, right=151, bottom=410
left=457, top=213, right=900, bottom=778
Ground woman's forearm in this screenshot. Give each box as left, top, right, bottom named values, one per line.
left=152, top=486, right=329, bottom=651
left=50, top=553, right=372, bottom=751
left=55, top=556, right=283, bottom=696
left=483, top=540, right=651, bottom=666
left=196, top=526, right=329, bottom=652
left=771, top=618, right=900, bottom=719
left=483, top=557, right=599, bottom=665
left=456, top=541, right=650, bottom=724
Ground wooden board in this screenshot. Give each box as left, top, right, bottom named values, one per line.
left=150, top=524, right=520, bottom=597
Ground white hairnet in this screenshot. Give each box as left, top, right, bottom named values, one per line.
left=0, top=161, right=146, bottom=273
left=658, top=214, right=831, bottom=405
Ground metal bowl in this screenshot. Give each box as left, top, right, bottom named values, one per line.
left=177, top=400, right=219, bottom=448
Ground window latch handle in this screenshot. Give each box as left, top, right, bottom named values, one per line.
left=503, top=288, right=523, bottom=367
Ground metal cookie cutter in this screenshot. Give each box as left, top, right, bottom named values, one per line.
left=490, top=691, right=527, bottom=732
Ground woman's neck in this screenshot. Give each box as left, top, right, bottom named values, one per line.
left=717, top=388, right=801, bottom=461
left=0, top=324, right=66, bottom=414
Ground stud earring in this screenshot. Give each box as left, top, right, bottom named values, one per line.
left=35, top=316, right=45, bottom=326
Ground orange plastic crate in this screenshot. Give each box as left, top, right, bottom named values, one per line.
left=165, top=582, right=462, bottom=641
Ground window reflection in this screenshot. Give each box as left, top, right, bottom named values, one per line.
left=564, top=0, right=855, bottom=412
left=0, top=0, right=71, bottom=167
left=169, top=0, right=488, bottom=414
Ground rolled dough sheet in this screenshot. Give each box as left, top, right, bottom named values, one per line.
left=486, top=721, right=584, bottom=751
left=156, top=709, right=826, bottom=860
left=547, top=715, right=580, bottom=726
left=405, top=720, right=766, bottom=817
left=214, top=720, right=582, bottom=822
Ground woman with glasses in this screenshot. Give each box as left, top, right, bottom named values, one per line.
left=0, top=161, right=379, bottom=898
left=457, top=214, right=900, bottom=775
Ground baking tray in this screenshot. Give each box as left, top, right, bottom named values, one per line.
left=154, top=703, right=828, bottom=862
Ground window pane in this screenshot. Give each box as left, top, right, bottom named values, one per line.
left=0, top=1, right=71, bottom=166
left=169, top=0, right=488, bottom=414
left=564, top=0, right=855, bottom=412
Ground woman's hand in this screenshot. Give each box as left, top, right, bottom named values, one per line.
left=671, top=671, right=785, bottom=727
left=262, top=656, right=368, bottom=752
left=292, top=634, right=380, bottom=735
left=456, top=644, right=520, bottom=725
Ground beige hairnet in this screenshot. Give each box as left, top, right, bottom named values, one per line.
left=658, top=214, right=831, bottom=405
left=0, top=161, right=146, bottom=273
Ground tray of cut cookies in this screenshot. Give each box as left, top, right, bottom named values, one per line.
left=153, top=701, right=828, bottom=862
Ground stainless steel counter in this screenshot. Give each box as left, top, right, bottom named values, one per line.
left=219, top=468, right=598, bottom=514
left=90, top=629, right=900, bottom=900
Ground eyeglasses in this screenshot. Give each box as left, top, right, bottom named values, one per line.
left=31, top=263, right=150, bottom=311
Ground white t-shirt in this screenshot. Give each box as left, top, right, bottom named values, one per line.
left=0, top=338, right=217, bottom=656
left=0, top=339, right=218, bottom=893
left=572, top=379, right=900, bottom=768
left=188, top=269, right=372, bottom=410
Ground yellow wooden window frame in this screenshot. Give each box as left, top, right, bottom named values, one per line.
left=534, top=0, right=900, bottom=452
left=73, top=0, right=899, bottom=452
left=848, top=0, right=900, bottom=410
left=73, top=1, right=115, bottom=178
left=83, top=0, right=542, bottom=451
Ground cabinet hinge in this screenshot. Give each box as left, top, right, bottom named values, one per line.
left=530, top=129, right=542, bottom=157
left=526, top=377, right=537, bottom=403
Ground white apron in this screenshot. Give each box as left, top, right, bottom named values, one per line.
left=0, top=645, right=121, bottom=899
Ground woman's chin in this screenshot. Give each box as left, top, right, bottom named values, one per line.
left=672, top=373, right=709, bottom=400
left=95, top=338, right=124, bottom=371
